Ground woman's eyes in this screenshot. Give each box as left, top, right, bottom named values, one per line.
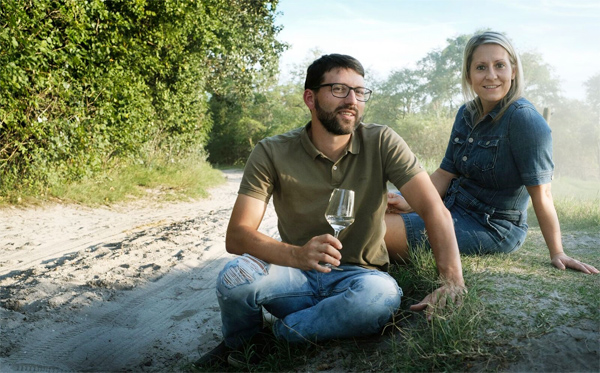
left=475, top=63, right=506, bottom=70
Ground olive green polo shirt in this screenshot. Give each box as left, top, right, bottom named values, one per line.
left=239, top=122, right=424, bottom=271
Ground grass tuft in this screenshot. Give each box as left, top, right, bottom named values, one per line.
left=48, top=155, right=224, bottom=206
left=386, top=248, right=493, bottom=372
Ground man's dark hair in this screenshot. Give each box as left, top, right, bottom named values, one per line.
left=304, top=54, right=365, bottom=90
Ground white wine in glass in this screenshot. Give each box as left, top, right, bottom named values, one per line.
left=323, top=188, right=355, bottom=270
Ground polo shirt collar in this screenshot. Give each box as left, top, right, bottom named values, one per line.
left=301, top=122, right=361, bottom=160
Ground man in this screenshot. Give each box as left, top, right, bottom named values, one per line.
left=196, top=54, right=465, bottom=368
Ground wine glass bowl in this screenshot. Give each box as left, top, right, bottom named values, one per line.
left=323, top=188, right=355, bottom=270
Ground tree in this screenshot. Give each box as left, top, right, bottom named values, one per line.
left=285, top=47, right=325, bottom=87
left=549, top=98, right=599, bottom=179
left=206, top=74, right=307, bottom=165
left=584, top=73, right=600, bottom=114
left=520, top=51, right=562, bottom=109
left=418, top=33, right=472, bottom=116
left=207, top=48, right=313, bottom=165
left=369, top=67, right=423, bottom=124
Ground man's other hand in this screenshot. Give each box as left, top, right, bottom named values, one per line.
left=409, top=284, right=467, bottom=321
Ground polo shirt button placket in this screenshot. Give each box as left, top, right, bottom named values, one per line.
left=332, top=164, right=342, bottom=186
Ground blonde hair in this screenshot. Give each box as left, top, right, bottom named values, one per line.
left=461, top=31, right=524, bottom=122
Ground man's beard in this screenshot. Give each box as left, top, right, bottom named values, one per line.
left=315, top=98, right=361, bottom=135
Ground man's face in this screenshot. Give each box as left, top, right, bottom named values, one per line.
left=313, top=68, right=365, bottom=135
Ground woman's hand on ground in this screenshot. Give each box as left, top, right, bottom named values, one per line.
left=551, top=253, right=599, bottom=274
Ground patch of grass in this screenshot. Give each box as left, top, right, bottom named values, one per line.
left=555, top=197, right=599, bottom=230
left=388, top=289, right=491, bottom=371
left=384, top=248, right=496, bottom=372
left=527, top=196, right=600, bottom=231
left=459, top=227, right=599, bottom=370
left=48, top=155, right=225, bottom=206
left=390, top=246, right=440, bottom=301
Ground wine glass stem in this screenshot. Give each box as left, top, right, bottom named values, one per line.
left=334, top=230, right=341, bottom=238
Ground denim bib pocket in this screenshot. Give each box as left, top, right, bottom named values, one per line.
left=472, top=139, right=499, bottom=171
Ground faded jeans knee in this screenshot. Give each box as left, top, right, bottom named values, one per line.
left=216, top=254, right=270, bottom=347
left=218, top=254, right=269, bottom=289
left=216, top=254, right=270, bottom=301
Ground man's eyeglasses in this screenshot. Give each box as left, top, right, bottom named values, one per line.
left=312, top=83, right=373, bottom=102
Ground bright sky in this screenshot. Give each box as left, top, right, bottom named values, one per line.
left=275, top=0, right=600, bottom=101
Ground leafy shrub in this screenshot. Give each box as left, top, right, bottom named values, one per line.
left=0, top=0, right=285, bottom=195
left=207, top=81, right=306, bottom=165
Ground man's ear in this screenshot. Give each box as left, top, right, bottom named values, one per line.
left=304, top=89, right=315, bottom=111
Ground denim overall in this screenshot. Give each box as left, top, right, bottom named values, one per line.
left=402, top=97, right=554, bottom=254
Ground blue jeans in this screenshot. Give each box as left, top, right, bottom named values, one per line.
left=216, top=254, right=402, bottom=348
left=401, top=179, right=528, bottom=254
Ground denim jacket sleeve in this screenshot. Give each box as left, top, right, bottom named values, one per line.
left=507, top=102, right=554, bottom=186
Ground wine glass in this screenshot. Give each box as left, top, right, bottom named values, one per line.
left=323, top=188, right=355, bottom=270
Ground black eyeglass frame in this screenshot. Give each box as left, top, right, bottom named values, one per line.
left=311, top=83, right=373, bottom=102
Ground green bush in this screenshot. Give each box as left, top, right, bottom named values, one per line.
left=207, top=81, right=306, bottom=165
left=0, top=0, right=285, bottom=196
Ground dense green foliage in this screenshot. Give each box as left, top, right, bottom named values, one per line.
left=0, top=0, right=285, bottom=195
left=206, top=48, right=321, bottom=165
left=207, top=80, right=307, bottom=165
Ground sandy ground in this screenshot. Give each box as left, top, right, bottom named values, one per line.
left=0, top=169, right=279, bottom=372
left=1, top=169, right=598, bottom=372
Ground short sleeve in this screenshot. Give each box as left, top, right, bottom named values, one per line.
left=508, top=106, right=554, bottom=186
left=440, top=132, right=459, bottom=174
left=238, top=141, right=276, bottom=202
left=382, top=126, right=425, bottom=189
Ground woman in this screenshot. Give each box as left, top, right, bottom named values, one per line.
left=384, top=31, right=598, bottom=274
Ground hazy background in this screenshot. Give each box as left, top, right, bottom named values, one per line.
left=276, top=0, right=599, bottom=101
left=268, top=0, right=600, bottom=184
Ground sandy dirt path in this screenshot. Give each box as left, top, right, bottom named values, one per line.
left=0, top=169, right=278, bottom=372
